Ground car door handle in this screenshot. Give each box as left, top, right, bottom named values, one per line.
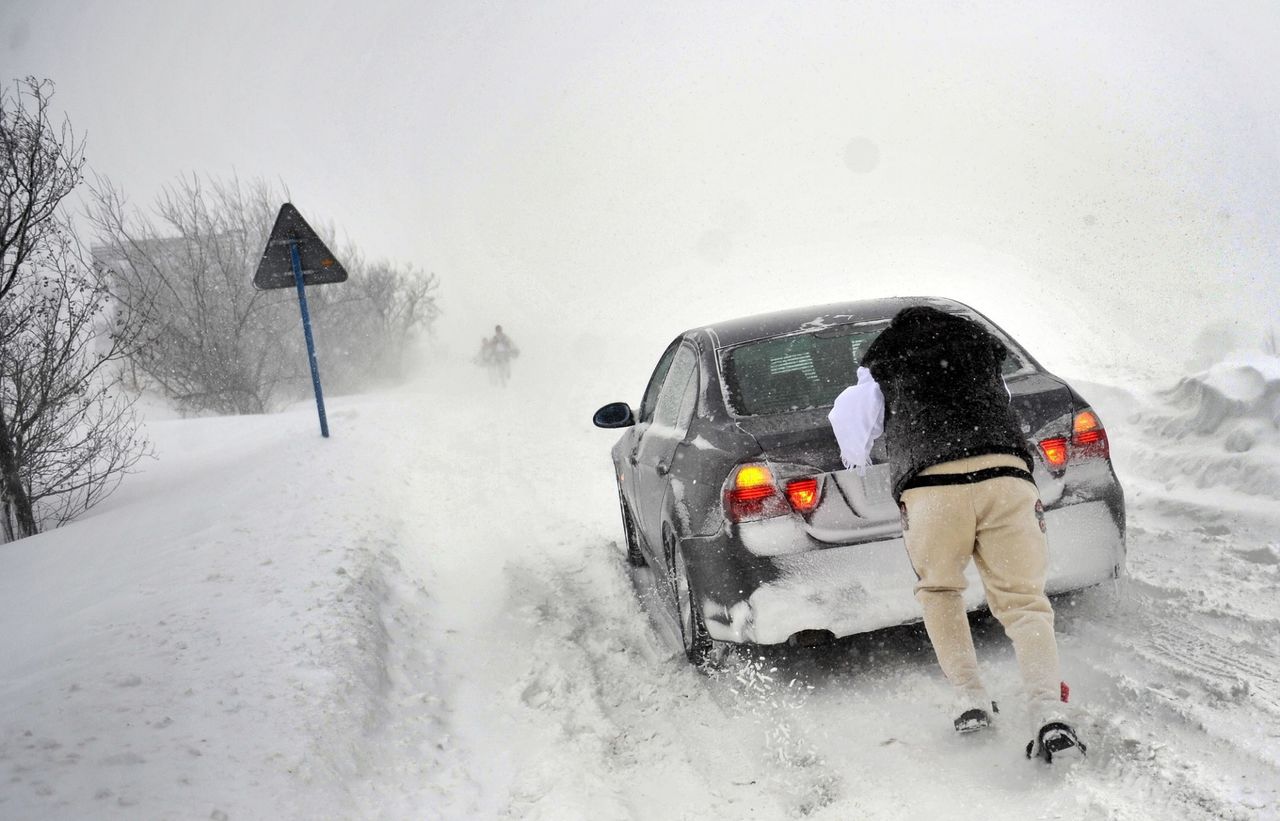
left=628, top=454, right=638, bottom=466
left=656, top=461, right=670, bottom=476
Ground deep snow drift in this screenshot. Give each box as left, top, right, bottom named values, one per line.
left=1, top=343, right=1278, bottom=820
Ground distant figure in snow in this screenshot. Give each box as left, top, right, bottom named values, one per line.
left=831, top=305, right=1085, bottom=763
left=478, top=325, right=519, bottom=387
left=477, top=336, right=495, bottom=370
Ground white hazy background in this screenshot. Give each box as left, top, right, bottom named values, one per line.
left=3, top=0, right=1279, bottom=384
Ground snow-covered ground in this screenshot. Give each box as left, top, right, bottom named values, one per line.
left=2, top=344, right=1279, bottom=820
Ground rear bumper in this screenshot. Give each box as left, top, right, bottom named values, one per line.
left=685, top=499, right=1124, bottom=646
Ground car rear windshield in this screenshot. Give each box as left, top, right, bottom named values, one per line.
left=720, top=317, right=1033, bottom=417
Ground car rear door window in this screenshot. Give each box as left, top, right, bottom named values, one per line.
left=639, top=340, right=680, bottom=422
left=652, top=345, right=698, bottom=430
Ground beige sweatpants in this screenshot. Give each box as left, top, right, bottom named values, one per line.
left=900, top=453, right=1064, bottom=729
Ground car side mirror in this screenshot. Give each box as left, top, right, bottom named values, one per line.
left=593, top=402, right=635, bottom=429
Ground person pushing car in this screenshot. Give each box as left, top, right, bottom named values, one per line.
left=829, top=304, right=1085, bottom=762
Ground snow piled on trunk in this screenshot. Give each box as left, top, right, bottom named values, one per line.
left=0, top=342, right=1277, bottom=820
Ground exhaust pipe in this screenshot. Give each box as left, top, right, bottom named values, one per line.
left=787, top=629, right=834, bottom=647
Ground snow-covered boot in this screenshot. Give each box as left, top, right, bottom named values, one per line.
left=954, top=701, right=998, bottom=734
left=1025, top=721, right=1086, bottom=763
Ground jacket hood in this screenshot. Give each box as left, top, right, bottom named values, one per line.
left=878, top=306, right=1002, bottom=365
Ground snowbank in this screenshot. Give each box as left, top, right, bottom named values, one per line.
left=0, top=397, right=430, bottom=819
left=1124, top=350, right=1280, bottom=501
left=1159, top=352, right=1280, bottom=438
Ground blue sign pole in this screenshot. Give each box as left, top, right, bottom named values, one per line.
left=289, top=240, right=330, bottom=438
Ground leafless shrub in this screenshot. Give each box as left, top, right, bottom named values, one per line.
left=87, top=173, right=441, bottom=415
left=87, top=174, right=293, bottom=414
left=308, top=251, right=441, bottom=393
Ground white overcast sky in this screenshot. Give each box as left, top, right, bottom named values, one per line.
left=3, top=1, right=1279, bottom=379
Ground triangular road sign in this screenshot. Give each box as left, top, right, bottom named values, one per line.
left=254, top=203, right=349, bottom=290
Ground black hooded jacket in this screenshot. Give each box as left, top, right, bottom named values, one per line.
left=860, top=306, right=1033, bottom=500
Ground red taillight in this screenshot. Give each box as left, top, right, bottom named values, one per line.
left=1039, top=437, right=1068, bottom=470
left=725, top=464, right=788, bottom=521
left=1071, top=409, right=1110, bottom=459
left=785, top=478, right=820, bottom=514
left=1039, top=408, right=1110, bottom=472
left=1073, top=410, right=1101, bottom=436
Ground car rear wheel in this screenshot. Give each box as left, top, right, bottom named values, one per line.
left=617, top=490, right=646, bottom=567
left=668, top=533, right=729, bottom=668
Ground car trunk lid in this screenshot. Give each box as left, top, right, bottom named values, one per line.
left=730, top=372, right=1074, bottom=545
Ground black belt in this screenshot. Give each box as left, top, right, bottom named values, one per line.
left=901, top=465, right=1035, bottom=491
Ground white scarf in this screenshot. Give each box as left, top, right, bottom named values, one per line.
left=828, top=366, right=884, bottom=472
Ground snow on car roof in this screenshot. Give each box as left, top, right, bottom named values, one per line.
left=696, top=296, right=964, bottom=350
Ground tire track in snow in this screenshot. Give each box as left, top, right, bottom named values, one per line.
left=1065, top=641, right=1275, bottom=821
left=499, top=543, right=741, bottom=820
left=1118, top=503, right=1280, bottom=729
left=387, top=361, right=854, bottom=818
left=1057, top=581, right=1280, bottom=818
left=627, top=559, right=850, bottom=817
left=1053, top=380, right=1280, bottom=818
left=1142, top=619, right=1280, bottom=718
left=499, top=538, right=855, bottom=819
left=703, top=656, right=846, bottom=818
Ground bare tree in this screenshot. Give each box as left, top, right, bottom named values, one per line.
left=1, top=77, right=148, bottom=541
left=87, top=174, right=295, bottom=414
left=1, top=78, right=84, bottom=302
left=0, top=229, right=150, bottom=540
left=88, top=173, right=442, bottom=413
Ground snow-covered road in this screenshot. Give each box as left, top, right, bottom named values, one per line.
left=1, top=347, right=1277, bottom=819
left=351, top=353, right=1280, bottom=819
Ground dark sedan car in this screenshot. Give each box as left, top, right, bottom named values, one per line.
left=593, top=297, right=1126, bottom=666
